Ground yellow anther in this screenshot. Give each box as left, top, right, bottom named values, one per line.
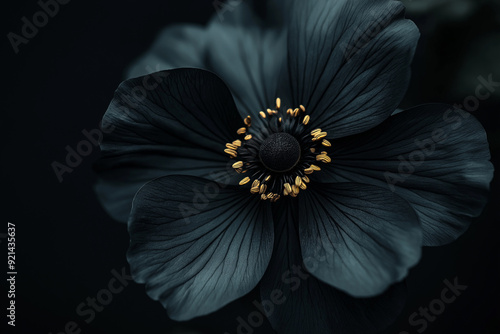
left=284, top=183, right=292, bottom=194
left=312, top=132, right=327, bottom=141
left=267, top=108, right=274, bottom=115
left=233, top=140, right=242, bottom=147
left=322, top=139, right=331, bottom=147
left=244, top=134, right=252, bottom=140
left=252, top=179, right=260, bottom=188
left=311, top=128, right=322, bottom=136
left=283, top=187, right=289, bottom=196
left=267, top=193, right=274, bottom=199
left=279, top=117, right=282, bottom=123
left=259, top=184, right=267, bottom=194
left=276, top=98, right=281, bottom=109
left=310, top=164, right=321, bottom=171
left=292, top=185, right=300, bottom=195
left=261, top=194, right=268, bottom=200
left=226, top=143, right=238, bottom=150
left=300, top=105, right=306, bottom=112
left=310, top=148, right=316, bottom=153
left=259, top=111, right=267, bottom=119
left=293, top=108, right=299, bottom=116
left=303, top=115, right=310, bottom=125
left=224, top=149, right=237, bottom=158
left=232, top=161, right=243, bottom=169
left=304, top=168, right=314, bottom=174
left=265, top=175, right=271, bottom=182
left=299, top=182, right=307, bottom=190
left=295, top=176, right=303, bottom=187
left=316, top=154, right=331, bottom=163
left=302, top=176, right=310, bottom=183
left=287, top=108, right=293, bottom=114
left=244, top=116, right=252, bottom=127
left=237, top=127, right=247, bottom=135
left=239, top=177, right=251, bottom=185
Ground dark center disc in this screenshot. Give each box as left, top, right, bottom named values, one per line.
left=259, top=133, right=301, bottom=172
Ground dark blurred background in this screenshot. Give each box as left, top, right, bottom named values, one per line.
left=2, top=0, right=499, bottom=333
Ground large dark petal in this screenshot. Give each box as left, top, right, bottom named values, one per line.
left=280, top=0, right=419, bottom=138
left=95, top=68, right=242, bottom=222
left=260, top=200, right=408, bottom=334
left=204, top=1, right=287, bottom=119
left=126, top=25, right=207, bottom=79
left=322, top=104, right=493, bottom=246
left=299, top=183, right=421, bottom=297
left=128, top=175, right=273, bottom=320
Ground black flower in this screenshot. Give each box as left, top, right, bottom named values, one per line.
left=94, top=0, right=493, bottom=333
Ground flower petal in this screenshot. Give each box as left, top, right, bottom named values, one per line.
left=126, top=25, right=207, bottom=78
left=281, top=0, right=419, bottom=138
left=299, top=183, right=421, bottom=297
left=260, top=200, right=407, bottom=334
left=128, top=175, right=273, bottom=320
left=322, top=104, right=493, bottom=246
left=204, top=1, right=287, bottom=119
left=95, top=68, right=242, bottom=222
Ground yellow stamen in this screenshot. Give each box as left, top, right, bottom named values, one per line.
left=284, top=183, right=292, bottom=194
left=292, top=185, right=300, bottom=195
left=295, top=176, right=303, bottom=187
left=232, top=161, right=243, bottom=169
left=299, top=182, right=307, bottom=190
left=267, top=192, right=274, bottom=199
left=312, top=132, right=327, bottom=141
left=239, top=177, right=251, bottom=185
left=302, top=176, right=310, bottom=183
left=244, top=116, right=252, bottom=127
left=310, top=148, right=316, bottom=153
left=261, top=194, right=268, bottom=200
left=244, top=134, right=252, bottom=140
left=310, top=164, right=321, bottom=171
left=259, top=184, right=267, bottom=194
left=304, top=168, right=314, bottom=174
left=226, top=143, right=238, bottom=150
left=252, top=179, right=260, bottom=188
left=303, top=115, right=310, bottom=125
left=224, top=149, right=237, bottom=158
left=311, top=128, right=322, bottom=136
left=316, top=154, right=331, bottom=163
left=322, top=139, right=331, bottom=147
left=300, top=105, right=306, bottom=112
left=265, top=175, right=271, bottom=182
left=233, top=140, right=242, bottom=147
left=237, top=127, right=247, bottom=135
left=276, top=98, right=281, bottom=109
left=259, top=111, right=266, bottom=119
left=267, top=108, right=273, bottom=115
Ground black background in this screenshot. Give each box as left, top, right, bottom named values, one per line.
left=3, top=0, right=500, bottom=333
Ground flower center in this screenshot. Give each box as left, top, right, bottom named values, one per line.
left=259, top=133, right=301, bottom=172
left=224, top=98, right=332, bottom=201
